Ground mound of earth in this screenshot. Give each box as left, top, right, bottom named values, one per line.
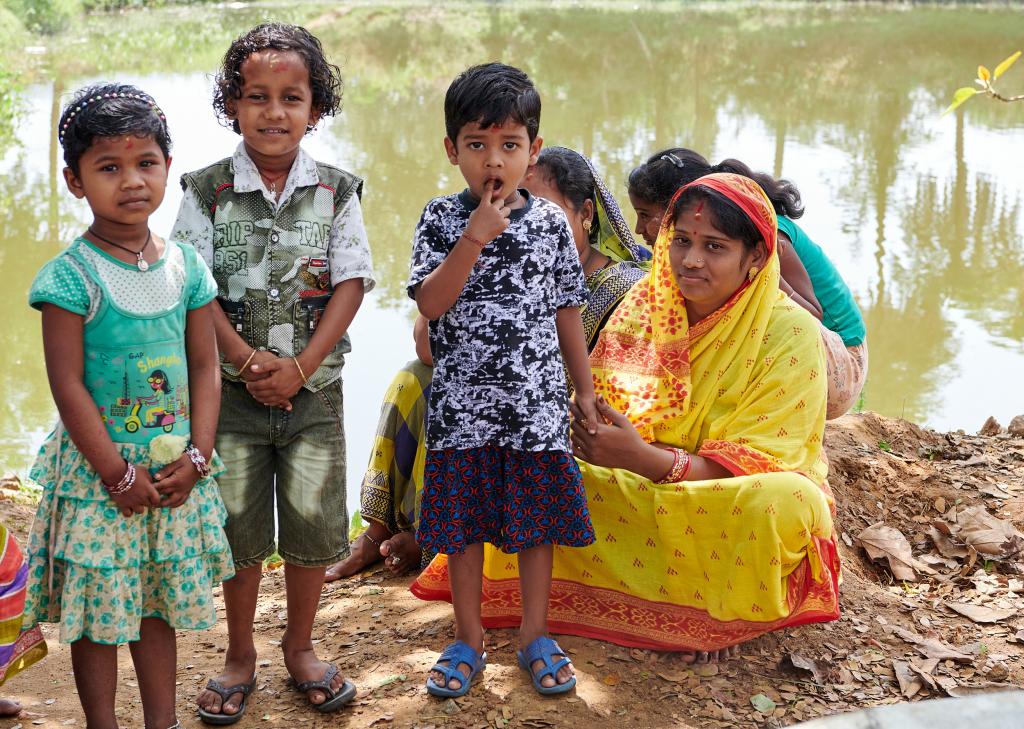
left=1, top=411, right=1022, bottom=728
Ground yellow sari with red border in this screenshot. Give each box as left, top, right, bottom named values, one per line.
left=411, top=174, right=841, bottom=650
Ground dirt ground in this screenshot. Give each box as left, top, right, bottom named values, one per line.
left=1, top=412, right=1023, bottom=729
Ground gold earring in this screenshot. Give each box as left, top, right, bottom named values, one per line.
left=748, top=266, right=759, bottom=281
left=582, top=219, right=592, bottom=233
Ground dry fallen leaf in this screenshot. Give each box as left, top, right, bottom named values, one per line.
left=945, top=602, right=1016, bottom=624
left=892, top=627, right=973, bottom=663
left=856, top=523, right=918, bottom=581
left=908, top=658, right=940, bottom=689
left=602, top=674, right=619, bottom=686
left=955, top=506, right=1024, bottom=560
left=780, top=651, right=829, bottom=683
left=929, top=524, right=970, bottom=559
left=891, top=660, right=923, bottom=699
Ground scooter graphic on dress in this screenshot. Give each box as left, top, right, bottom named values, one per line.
left=124, top=396, right=176, bottom=433
left=123, top=369, right=176, bottom=433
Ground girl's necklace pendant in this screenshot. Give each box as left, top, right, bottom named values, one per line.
left=137, top=251, right=149, bottom=272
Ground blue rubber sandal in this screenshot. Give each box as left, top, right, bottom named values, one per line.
left=517, top=636, right=577, bottom=695
left=425, top=641, right=487, bottom=698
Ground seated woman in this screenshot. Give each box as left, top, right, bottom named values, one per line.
left=411, top=173, right=841, bottom=661
left=629, top=148, right=867, bottom=419
left=326, top=148, right=650, bottom=580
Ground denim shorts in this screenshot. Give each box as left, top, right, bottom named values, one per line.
left=215, top=379, right=349, bottom=569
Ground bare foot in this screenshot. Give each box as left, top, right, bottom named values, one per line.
left=522, top=638, right=574, bottom=688
left=0, top=698, right=21, bottom=717
left=324, top=522, right=389, bottom=582
left=197, top=649, right=257, bottom=719
left=283, top=638, right=347, bottom=705
left=681, top=644, right=742, bottom=665
left=381, top=530, right=421, bottom=575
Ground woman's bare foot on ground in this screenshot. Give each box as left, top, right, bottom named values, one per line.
left=0, top=698, right=22, bottom=717
left=681, top=644, right=742, bottom=665
left=283, top=638, right=347, bottom=705
left=324, top=522, right=389, bottom=582
left=196, top=649, right=257, bottom=719
left=381, top=530, right=421, bottom=575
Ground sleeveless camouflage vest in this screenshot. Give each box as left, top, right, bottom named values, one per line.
left=180, top=158, right=362, bottom=392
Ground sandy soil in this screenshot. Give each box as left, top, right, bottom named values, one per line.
left=2, top=412, right=1023, bottom=729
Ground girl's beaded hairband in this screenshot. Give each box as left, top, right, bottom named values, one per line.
left=58, top=92, right=167, bottom=143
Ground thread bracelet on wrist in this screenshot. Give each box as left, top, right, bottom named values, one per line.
left=462, top=232, right=486, bottom=249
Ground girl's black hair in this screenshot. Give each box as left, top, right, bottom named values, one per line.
left=150, top=369, right=171, bottom=393
left=57, top=83, right=171, bottom=176
left=445, top=62, right=541, bottom=143
left=629, top=147, right=804, bottom=219
left=214, top=22, right=342, bottom=135
left=535, top=146, right=595, bottom=211
left=672, top=186, right=762, bottom=252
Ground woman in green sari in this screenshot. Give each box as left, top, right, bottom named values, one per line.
left=325, top=147, right=650, bottom=580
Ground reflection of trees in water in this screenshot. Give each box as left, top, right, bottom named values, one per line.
left=3, top=2, right=1022, bottom=429
left=0, top=152, right=76, bottom=471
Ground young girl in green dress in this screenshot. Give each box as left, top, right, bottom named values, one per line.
left=23, top=83, right=233, bottom=729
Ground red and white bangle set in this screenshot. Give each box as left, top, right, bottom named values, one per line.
left=658, top=448, right=692, bottom=484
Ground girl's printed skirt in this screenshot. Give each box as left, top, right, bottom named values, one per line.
left=417, top=445, right=595, bottom=555
left=22, top=427, right=235, bottom=645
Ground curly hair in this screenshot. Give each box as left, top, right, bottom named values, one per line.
left=213, top=23, right=342, bottom=135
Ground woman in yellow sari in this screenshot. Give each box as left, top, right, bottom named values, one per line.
left=411, top=173, right=840, bottom=656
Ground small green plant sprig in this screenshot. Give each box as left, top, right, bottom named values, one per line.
left=945, top=51, right=1022, bottom=115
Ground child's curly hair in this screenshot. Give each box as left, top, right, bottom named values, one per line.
left=213, top=23, right=342, bottom=135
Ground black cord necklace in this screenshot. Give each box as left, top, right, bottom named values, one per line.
left=88, top=227, right=152, bottom=271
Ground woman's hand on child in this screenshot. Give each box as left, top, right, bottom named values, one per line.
left=569, top=396, right=645, bottom=468
left=245, top=356, right=304, bottom=410
left=111, top=467, right=162, bottom=517
left=466, top=178, right=511, bottom=245
left=153, top=453, right=202, bottom=508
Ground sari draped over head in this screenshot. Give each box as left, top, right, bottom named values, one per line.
left=412, top=173, right=841, bottom=651
left=572, top=149, right=651, bottom=349
left=0, top=524, right=47, bottom=685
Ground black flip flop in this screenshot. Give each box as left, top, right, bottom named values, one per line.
left=291, top=664, right=357, bottom=713
left=197, top=674, right=257, bottom=725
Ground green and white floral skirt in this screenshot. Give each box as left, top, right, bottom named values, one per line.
left=22, top=427, right=235, bottom=645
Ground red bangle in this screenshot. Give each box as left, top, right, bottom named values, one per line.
left=462, top=232, right=486, bottom=249
left=657, top=448, right=691, bottom=484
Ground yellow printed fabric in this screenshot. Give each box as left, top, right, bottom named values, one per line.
left=360, top=360, right=432, bottom=538
left=412, top=174, right=841, bottom=650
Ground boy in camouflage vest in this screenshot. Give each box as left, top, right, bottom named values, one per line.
left=170, top=23, right=374, bottom=722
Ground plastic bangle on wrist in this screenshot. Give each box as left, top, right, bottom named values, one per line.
left=657, top=448, right=691, bottom=484
left=462, top=232, right=486, bottom=249
left=104, top=460, right=136, bottom=495
left=184, top=443, right=212, bottom=479
left=239, top=349, right=257, bottom=373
